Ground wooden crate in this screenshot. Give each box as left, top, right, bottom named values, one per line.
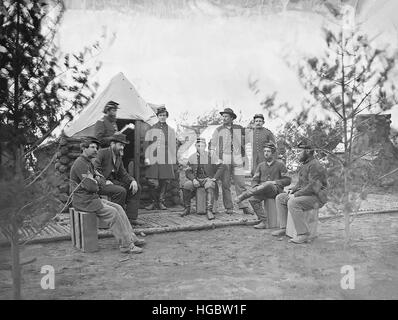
left=286, top=208, right=319, bottom=239
left=69, top=208, right=99, bottom=252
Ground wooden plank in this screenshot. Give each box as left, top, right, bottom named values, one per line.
left=79, top=212, right=98, bottom=252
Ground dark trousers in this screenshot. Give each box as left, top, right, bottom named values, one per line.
left=99, top=183, right=141, bottom=220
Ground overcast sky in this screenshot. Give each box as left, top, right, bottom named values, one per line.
left=57, top=0, right=398, bottom=131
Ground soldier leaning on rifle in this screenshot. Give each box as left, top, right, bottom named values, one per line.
left=181, top=137, right=226, bottom=220
left=94, top=100, right=121, bottom=148
left=236, top=142, right=291, bottom=229
left=70, top=137, right=145, bottom=254
left=272, top=139, right=328, bottom=244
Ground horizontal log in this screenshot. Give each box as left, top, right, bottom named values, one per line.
left=67, top=152, right=81, bottom=159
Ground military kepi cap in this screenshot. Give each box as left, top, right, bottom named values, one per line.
left=253, top=113, right=265, bottom=121
left=103, top=100, right=120, bottom=113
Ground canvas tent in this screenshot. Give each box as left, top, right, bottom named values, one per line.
left=64, top=72, right=157, bottom=137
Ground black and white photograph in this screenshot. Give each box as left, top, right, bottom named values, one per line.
left=0, top=0, right=398, bottom=303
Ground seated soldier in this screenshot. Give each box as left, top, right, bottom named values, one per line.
left=272, top=139, right=328, bottom=244
left=70, top=137, right=145, bottom=254
left=236, top=142, right=291, bottom=229
left=93, top=133, right=143, bottom=226
left=181, top=137, right=226, bottom=220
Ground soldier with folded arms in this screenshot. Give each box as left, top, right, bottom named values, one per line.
left=70, top=136, right=145, bottom=254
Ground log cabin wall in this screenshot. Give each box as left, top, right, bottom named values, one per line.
left=54, top=120, right=182, bottom=211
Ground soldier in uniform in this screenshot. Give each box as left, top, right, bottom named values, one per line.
left=181, top=137, right=226, bottom=220
left=94, top=100, right=120, bottom=147
left=272, top=140, right=328, bottom=244
left=70, top=137, right=145, bottom=254
left=236, top=142, right=291, bottom=229
left=246, top=113, right=275, bottom=176
left=209, top=107, right=254, bottom=215
left=144, top=106, right=177, bottom=210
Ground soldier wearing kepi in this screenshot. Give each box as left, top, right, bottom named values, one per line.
left=94, top=100, right=120, bottom=148
left=144, top=105, right=177, bottom=210
left=70, top=136, right=145, bottom=254
left=181, top=137, right=226, bottom=220
left=246, top=113, right=275, bottom=176
left=272, top=139, right=328, bottom=244
left=236, top=142, right=291, bottom=229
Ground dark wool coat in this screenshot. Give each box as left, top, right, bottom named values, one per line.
left=144, top=121, right=176, bottom=180
left=70, top=155, right=103, bottom=212
left=246, top=127, right=275, bottom=175
left=94, top=115, right=118, bottom=147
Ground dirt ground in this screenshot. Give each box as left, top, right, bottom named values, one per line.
left=0, top=213, right=398, bottom=300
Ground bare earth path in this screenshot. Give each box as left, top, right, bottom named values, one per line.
left=1, top=213, right=398, bottom=300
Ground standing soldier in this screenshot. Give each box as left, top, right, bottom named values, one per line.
left=246, top=113, right=275, bottom=176
left=94, top=100, right=121, bottom=148
left=209, top=107, right=254, bottom=215
left=181, top=137, right=226, bottom=220
left=144, top=105, right=176, bottom=210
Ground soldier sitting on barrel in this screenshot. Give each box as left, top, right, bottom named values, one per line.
left=236, top=142, right=291, bottom=229
left=181, top=137, right=226, bottom=220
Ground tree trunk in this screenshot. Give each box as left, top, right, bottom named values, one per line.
left=11, top=218, right=21, bottom=300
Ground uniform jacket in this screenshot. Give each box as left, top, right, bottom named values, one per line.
left=94, top=115, right=118, bottom=147
left=93, top=147, right=135, bottom=188
left=209, top=124, right=246, bottom=162
left=144, top=121, right=176, bottom=180
left=246, top=127, right=275, bottom=175
left=185, top=151, right=223, bottom=180
left=291, top=156, right=328, bottom=207
left=252, top=159, right=291, bottom=193
left=70, top=155, right=103, bottom=212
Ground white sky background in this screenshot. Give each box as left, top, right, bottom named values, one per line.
left=56, top=0, right=398, bottom=132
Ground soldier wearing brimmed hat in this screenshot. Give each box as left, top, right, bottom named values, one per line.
left=272, top=139, right=328, bottom=244
left=246, top=113, right=276, bottom=176
left=209, top=107, right=254, bottom=215
left=144, top=105, right=177, bottom=210
left=235, top=142, right=291, bottom=229
left=181, top=137, right=226, bottom=220
left=94, top=100, right=120, bottom=147
left=70, top=136, right=145, bottom=254
left=93, top=133, right=143, bottom=226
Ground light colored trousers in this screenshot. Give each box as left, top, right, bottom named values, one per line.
left=96, top=199, right=138, bottom=250
left=275, top=193, right=319, bottom=235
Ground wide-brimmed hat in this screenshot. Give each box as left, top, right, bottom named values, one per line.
left=103, top=100, right=120, bottom=113
left=156, top=105, right=169, bottom=117
left=253, top=113, right=265, bottom=121
left=110, top=133, right=130, bottom=145
left=219, top=107, right=237, bottom=120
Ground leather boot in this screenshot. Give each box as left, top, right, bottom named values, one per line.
left=236, top=189, right=254, bottom=204
left=145, top=186, right=158, bottom=210
left=145, top=201, right=156, bottom=210
left=206, top=188, right=215, bottom=220
left=249, top=200, right=268, bottom=228
left=180, top=189, right=192, bottom=217
left=159, top=181, right=168, bottom=210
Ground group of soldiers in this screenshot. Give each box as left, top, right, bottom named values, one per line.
left=69, top=100, right=328, bottom=255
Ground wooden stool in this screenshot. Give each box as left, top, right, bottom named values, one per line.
left=196, top=187, right=207, bottom=215
left=264, top=198, right=279, bottom=228
left=286, top=208, right=319, bottom=239
left=70, top=208, right=98, bottom=252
